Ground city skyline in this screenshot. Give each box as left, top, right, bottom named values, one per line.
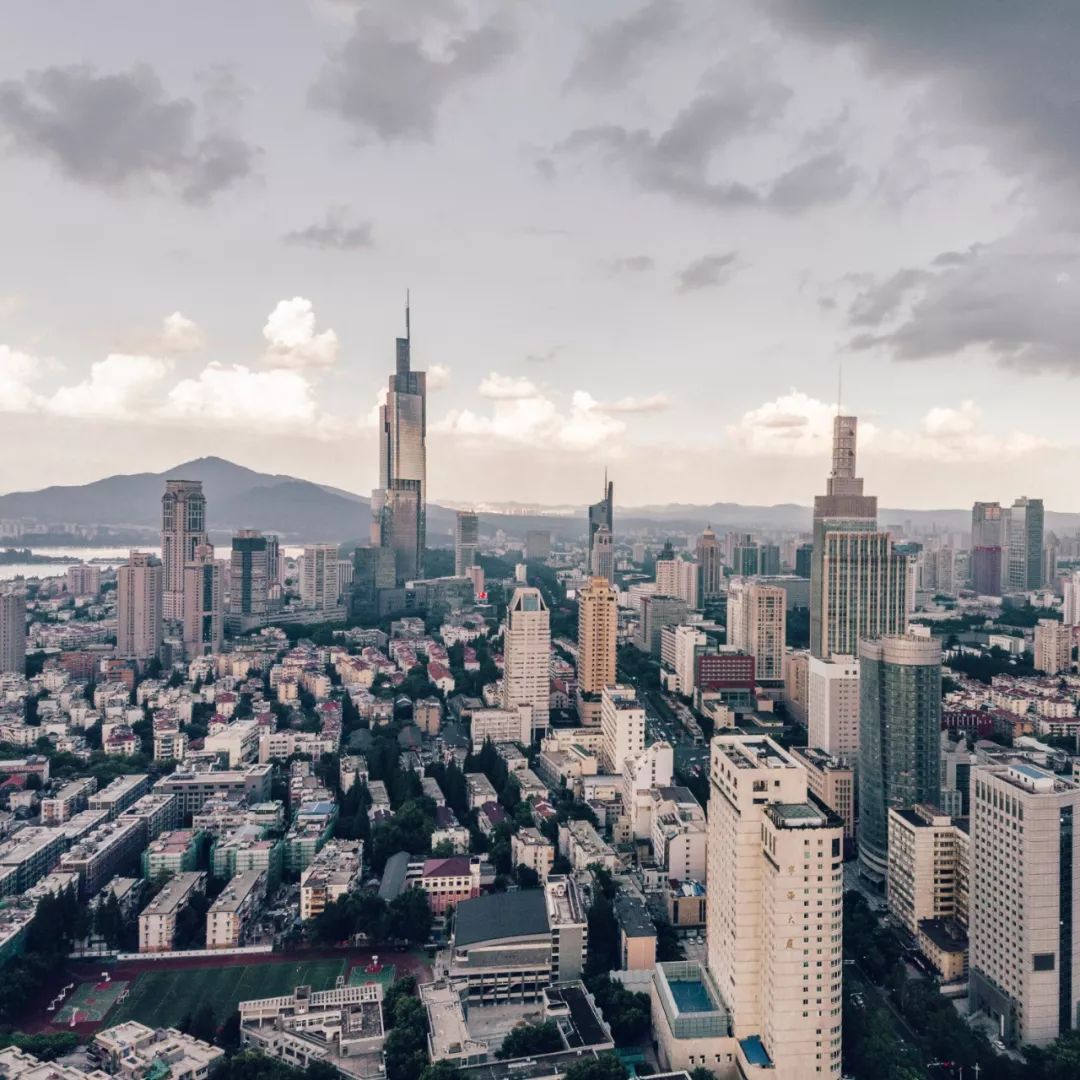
left=0, top=2, right=1077, bottom=507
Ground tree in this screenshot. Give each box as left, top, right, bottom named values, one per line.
left=386, top=888, right=433, bottom=944
left=497, top=1020, right=563, bottom=1059
left=419, top=1062, right=465, bottom=1080
left=562, top=1055, right=628, bottom=1080
left=586, top=975, right=650, bottom=1046
left=185, top=1002, right=217, bottom=1044
left=689, top=1069, right=715, bottom=1080
left=516, top=864, right=540, bottom=889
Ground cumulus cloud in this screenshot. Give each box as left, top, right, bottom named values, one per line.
left=478, top=372, right=540, bottom=400
left=597, top=393, right=671, bottom=413
left=0, top=345, right=46, bottom=412
left=525, top=346, right=564, bottom=364
left=678, top=252, right=740, bottom=292
left=159, top=312, right=204, bottom=353
left=47, top=354, right=171, bottom=419
left=262, top=297, right=340, bottom=370
left=281, top=206, right=374, bottom=250
left=0, top=64, right=259, bottom=202
left=310, top=1, right=515, bottom=141
left=427, top=363, right=451, bottom=390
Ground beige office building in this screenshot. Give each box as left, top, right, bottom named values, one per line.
left=707, top=736, right=843, bottom=1079
left=806, top=655, right=860, bottom=763
left=576, top=576, right=618, bottom=727
left=502, top=587, right=550, bottom=736
left=599, top=683, right=645, bottom=774
left=886, top=805, right=964, bottom=936
left=727, top=581, right=786, bottom=683
left=117, top=552, right=164, bottom=661
left=791, top=746, right=855, bottom=840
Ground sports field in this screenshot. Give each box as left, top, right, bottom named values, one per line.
left=55, top=980, right=129, bottom=1025
left=347, top=962, right=395, bottom=989
left=104, top=959, right=346, bottom=1030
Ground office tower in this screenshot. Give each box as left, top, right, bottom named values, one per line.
left=229, top=530, right=278, bottom=631
left=919, top=545, right=955, bottom=596
left=970, top=762, right=1080, bottom=1047
left=727, top=580, right=786, bottom=682
left=301, top=545, right=341, bottom=610
left=372, top=300, right=427, bottom=585
left=794, top=543, right=813, bottom=579
left=525, top=530, right=551, bottom=561
left=352, top=546, right=396, bottom=609
left=706, top=736, right=843, bottom=1078
left=696, top=526, right=723, bottom=600
left=454, top=511, right=479, bottom=576
left=66, top=564, right=101, bottom=597
left=161, top=479, right=207, bottom=620
left=858, top=636, right=942, bottom=883
left=577, top=576, right=617, bottom=727
left=635, top=594, right=688, bottom=656
left=1004, top=496, right=1044, bottom=592
left=1064, top=570, right=1080, bottom=626
left=502, top=587, right=550, bottom=737
left=587, top=473, right=614, bottom=572
left=655, top=541, right=678, bottom=594
left=758, top=543, right=780, bottom=577
left=1034, top=618, right=1072, bottom=676
left=117, top=552, right=163, bottom=660
left=886, top=804, right=966, bottom=936
left=1044, top=536, right=1060, bottom=586
left=671, top=623, right=708, bottom=697
left=590, top=523, right=614, bottom=584
left=970, top=501, right=1004, bottom=595
left=182, top=544, right=225, bottom=657
left=807, top=655, right=860, bottom=762
left=0, top=592, right=27, bottom=675
left=731, top=542, right=759, bottom=577
left=810, top=416, right=878, bottom=657
left=599, top=683, right=645, bottom=774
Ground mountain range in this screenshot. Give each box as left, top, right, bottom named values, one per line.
left=2, top=457, right=1079, bottom=544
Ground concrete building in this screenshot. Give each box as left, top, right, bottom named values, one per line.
left=142, top=829, right=201, bottom=878
left=1064, top=570, right=1080, bottom=627
left=636, top=595, right=689, bottom=657
left=727, top=581, right=786, bottom=683
left=599, top=683, right=645, bottom=774
left=67, top=563, right=102, bottom=597
left=1034, top=618, right=1072, bottom=676
left=40, top=777, right=97, bottom=825
left=970, top=762, right=1080, bottom=1047
left=858, top=636, right=942, bottom=884
left=206, top=868, right=265, bottom=948
left=590, top=523, right=614, bottom=585
left=300, top=840, right=362, bottom=921
left=162, top=479, right=208, bottom=622
left=790, top=746, right=855, bottom=841
left=511, top=827, right=554, bottom=883
left=696, top=527, right=723, bottom=602
left=229, top=530, right=279, bottom=631
left=94, top=1022, right=223, bottom=1080
left=422, top=855, right=482, bottom=915
left=559, top=820, right=618, bottom=872
left=469, top=706, right=532, bottom=752
left=301, top=544, right=341, bottom=610
left=138, top=871, right=206, bottom=952
left=502, top=587, right=550, bottom=736
left=60, top=817, right=146, bottom=897
left=154, top=763, right=273, bottom=814
left=117, top=551, right=163, bottom=661
left=886, top=805, right=965, bottom=937
left=205, top=719, right=260, bottom=767
left=0, top=592, right=26, bottom=676
left=89, top=774, right=151, bottom=819
left=576, top=576, right=618, bottom=727
left=1004, top=496, right=1044, bottom=592
left=650, top=786, right=707, bottom=880
left=183, top=544, right=225, bottom=658
left=615, top=892, right=657, bottom=971
left=454, top=511, right=479, bottom=577
left=807, top=655, right=860, bottom=764
left=707, top=736, right=844, bottom=1079
left=623, top=742, right=675, bottom=840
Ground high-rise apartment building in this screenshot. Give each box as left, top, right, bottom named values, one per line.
left=590, top=523, right=614, bottom=584
left=66, top=564, right=101, bottom=597
left=0, top=592, right=27, bottom=675
left=587, top=474, right=613, bottom=574
left=372, top=302, right=426, bottom=585
left=858, top=636, right=942, bottom=883
left=696, top=526, right=723, bottom=601
left=807, top=654, right=860, bottom=763
left=1034, top=618, right=1072, bottom=676
left=635, top=594, right=688, bottom=657
left=229, top=530, right=278, bottom=631
left=117, top=552, right=163, bottom=661
left=502, top=587, right=550, bottom=737
left=454, top=511, right=479, bottom=576
left=971, top=502, right=1003, bottom=596
left=1064, top=570, right=1080, bottom=627
left=795, top=542, right=814, bottom=579
left=599, top=684, right=645, bottom=774
left=576, top=576, right=617, bottom=727
left=706, top=736, right=844, bottom=1078
left=300, top=545, right=341, bottom=610
left=1004, top=496, right=1045, bottom=592
left=161, top=479, right=207, bottom=620
left=727, top=580, right=786, bottom=683
left=758, top=543, right=781, bottom=577
left=183, top=544, right=225, bottom=658
left=525, top=530, right=551, bottom=561
left=970, top=762, right=1080, bottom=1047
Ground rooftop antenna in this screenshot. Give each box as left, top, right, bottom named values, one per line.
left=837, top=357, right=843, bottom=417
left=405, top=289, right=411, bottom=345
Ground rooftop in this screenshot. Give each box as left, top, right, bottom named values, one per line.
left=455, top=889, right=549, bottom=948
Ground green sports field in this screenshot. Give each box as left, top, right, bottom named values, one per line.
left=104, top=959, right=346, bottom=1030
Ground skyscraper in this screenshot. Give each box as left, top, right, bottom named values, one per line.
left=599, top=684, right=645, bottom=773
left=502, top=586, right=550, bottom=737
left=301, top=545, right=341, bottom=610
left=117, top=551, right=163, bottom=660
left=695, top=526, right=722, bottom=600
left=229, top=530, right=279, bottom=631
left=1004, top=496, right=1044, bottom=592
left=1064, top=570, right=1080, bottom=626
left=454, top=511, right=479, bottom=576
left=726, top=580, right=786, bottom=683
left=587, top=473, right=613, bottom=571
left=0, top=592, right=26, bottom=675
left=1034, top=618, right=1071, bottom=676
left=182, top=543, right=225, bottom=658
left=970, top=501, right=1003, bottom=596
left=576, top=575, right=618, bottom=727
left=372, top=300, right=427, bottom=585
left=590, top=523, right=614, bottom=584
left=857, top=635, right=942, bottom=883
left=161, top=479, right=207, bottom=620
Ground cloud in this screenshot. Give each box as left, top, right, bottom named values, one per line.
left=478, top=372, right=540, bottom=400
left=47, top=354, right=170, bottom=419
left=525, top=346, right=563, bottom=364
left=598, top=393, right=671, bottom=414
left=678, top=252, right=739, bottom=292
left=427, top=363, right=451, bottom=390
left=607, top=255, right=655, bottom=274
left=0, top=345, right=46, bottom=412
left=262, top=297, right=339, bottom=370
left=566, top=1, right=686, bottom=92
left=159, top=312, right=204, bottom=354
left=310, top=1, right=515, bottom=141
left=0, top=64, right=259, bottom=202
left=282, top=206, right=374, bottom=250
left=727, top=390, right=840, bottom=457
left=0, top=296, right=23, bottom=320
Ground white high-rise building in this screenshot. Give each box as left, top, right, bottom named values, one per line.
left=502, top=587, right=550, bottom=737
left=672, top=624, right=708, bottom=696
left=707, top=736, right=844, bottom=1078
left=599, top=683, right=645, bottom=774
left=807, top=655, right=860, bottom=763
left=727, top=580, right=786, bottom=682
left=622, top=741, right=674, bottom=840
left=1034, top=618, right=1072, bottom=676
left=117, top=552, right=164, bottom=661
left=1064, top=570, right=1080, bottom=627
left=161, top=479, right=207, bottom=621
left=970, top=762, right=1080, bottom=1047
left=454, top=510, right=479, bottom=577
left=300, top=545, right=341, bottom=610
left=590, top=523, right=614, bottom=584
left=183, top=544, right=225, bottom=658
left=0, top=592, right=27, bottom=676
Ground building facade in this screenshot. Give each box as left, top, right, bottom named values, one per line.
left=117, top=552, right=163, bottom=660
left=576, top=575, right=618, bottom=727
left=502, top=587, right=550, bottom=736
left=162, top=479, right=207, bottom=621
left=454, top=511, right=479, bottom=577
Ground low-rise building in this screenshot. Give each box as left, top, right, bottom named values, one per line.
left=614, top=892, right=657, bottom=971
left=93, top=1022, right=223, bottom=1080
left=154, top=764, right=273, bottom=815
left=206, top=869, right=265, bottom=949
left=300, top=840, right=363, bottom=922
left=650, top=786, right=707, bottom=881
left=558, top=819, right=618, bottom=872
left=511, top=827, right=554, bottom=883
left=142, top=830, right=202, bottom=879
left=40, top=777, right=97, bottom=825
left=138, top=871, right=206, bottom=953
left=422, top=856, right=482, bottom=915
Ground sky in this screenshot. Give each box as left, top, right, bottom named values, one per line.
left=0, top=0, right=1078, bottom=510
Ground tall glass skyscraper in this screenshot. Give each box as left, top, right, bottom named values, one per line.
left=372, top=301, right=427, bottom=585
left=587, top=473, right=613, bottom=571
left=1004, top=496, right=1044, bottom=592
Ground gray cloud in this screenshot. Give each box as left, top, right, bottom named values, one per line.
left=282, top=206, right=374, bottom=250
left=678, top=252, right=739, bottom=292
left=310, top=3, right=515, bottom=142
left=607, top=254, right=655, bottom=274
left=566, top=1, right=686, bottom=92
left=525, top=346, right=564, bottom=364
left=0, top=64, right=259, bottom=203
